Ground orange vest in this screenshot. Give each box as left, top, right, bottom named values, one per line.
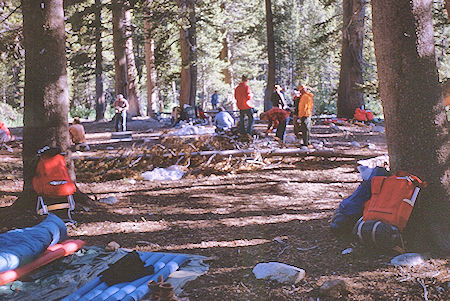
left=298, top=92, right=314, bottom=117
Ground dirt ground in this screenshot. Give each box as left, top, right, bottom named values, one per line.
left=0, top=117, right=448, bottom=301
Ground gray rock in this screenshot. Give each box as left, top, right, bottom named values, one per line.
left=253, top=262, right=306, bottom=284
left=390, top=253, right=425, bottom=266
left=98, top=196, right=119, bottom=204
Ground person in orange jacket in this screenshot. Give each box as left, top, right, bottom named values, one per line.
left=234, top=75, right=254, bottom=135
left=297, top=85, right=314, bottom=146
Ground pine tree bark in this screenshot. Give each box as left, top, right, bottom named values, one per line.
left=124, top=5, right=141, bottom=116
left=144, top=0, right=159, bottom=116
left=112, top=0, right=128, bottom=99
left=337, top=0, right=365, bottom=119
left=178, top=0, right=191, bottom=107
left=95, top=0, right=105, bottom=121
left=187, top=0, right=197, bottom=107
left=372, top=0, right=449, bottom=253
left=112, top=0, right=140, bottom=116
left=178, top=0, right=197, bottom=107
left=22, top=0, right=73, bottom=205
left=264, top=0, right=276, bottom=111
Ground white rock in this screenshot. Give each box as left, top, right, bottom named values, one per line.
left=341, top=248, right=353, bottom=255
left=98, top=196, right=119, bottom=204
left=390, top=253, right=425, bottom=266
left=351, top=141, right=360, bottom=148
left=253, top=262, right=306, bottom=284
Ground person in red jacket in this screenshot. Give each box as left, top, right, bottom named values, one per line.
left=260, top=107, right=291, bottom=142
left=234, top=75, right=254, bottom=135
left=0, top=122, right=12, bottom=144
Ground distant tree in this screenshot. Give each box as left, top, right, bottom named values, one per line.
left=337, top=0, right=365, bottom=119
left=144, top=0, right=159, bottom=116
left=372, top=0, right=449, bottom=253
left=95, top=0, right=106, bottom=121
left=264, top=0, right=276, bottom=111
left=178, top=0, right=198, bottom=107
left=112, top=0, right=141, bottom=116
left=21, top=0, right=73, bottom=203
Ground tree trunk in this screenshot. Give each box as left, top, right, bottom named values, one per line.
left=144, top=0, right=159, bottom=116
left=264, top=0, right=276, bottom=112
left=112, top=0, right=128, bottom=99
left=446, top=0, right=450, bottom=20
left=177, top=0, right=197, bottom=107
left=372, top=0, right=449, bottom=253
left=95, top=0, right=105, bottom=121
left=178, top=0, right=190, bottom=107
left=337, top=0, right=365, bottom=119
left=187, top=0, right=197, bottom=107
left=22, top=0, right=73, bottom=205
left=124, top=5, right=141, bottom=117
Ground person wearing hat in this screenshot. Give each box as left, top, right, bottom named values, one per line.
left=271, top=84, right=287, bottom=109
left=297, top=85, right=314, bottom=146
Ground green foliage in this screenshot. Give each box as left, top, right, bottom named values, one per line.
left=0, top=0, right=448, bottom=121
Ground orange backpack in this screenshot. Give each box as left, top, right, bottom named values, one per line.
left=32, top=154, right=76, bottom=197
left=363, top=171, right=425, bottom=231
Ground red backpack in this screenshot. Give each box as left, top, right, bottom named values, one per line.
left=33, top=153, right=76, bottom=197
left=363, top=171, right=425, bottom=231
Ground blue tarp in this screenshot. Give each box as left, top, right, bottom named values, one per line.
left=0, top=214, right=67, bottom=273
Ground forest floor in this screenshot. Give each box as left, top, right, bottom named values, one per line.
left=0, top=117, right=448, bottom=301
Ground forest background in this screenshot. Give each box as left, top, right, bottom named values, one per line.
left=0, top=0, right=448, bottom=127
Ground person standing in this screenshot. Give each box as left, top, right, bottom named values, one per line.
left=271, top=84, right=286, bottom=109
left=211, top=90, right=219, bottom=110
left=260, top=107, right=291, bottom=142
left=113, top=94, right=129, bottom=132
left=297, top=85, right=314, bottom=146
left=234, top=75, right=254, bottom=136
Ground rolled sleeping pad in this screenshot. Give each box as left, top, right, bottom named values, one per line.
left=122, top=254, right=188, bottom=301
left=353, top=218, right=402, bottom=250
left=90, top=252, right=156, bottom=301
left=71, top=252, right=164, bottom=301
left=0, top=239, right=85, bottom=285
left=104, top=254, right=175, bottom=301
left=0, top=214, right=67, bottom=273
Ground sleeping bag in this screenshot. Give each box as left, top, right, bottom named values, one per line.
left=0, top=214, right=67, bottom=273
left=330, top=167, right=388, bottom=236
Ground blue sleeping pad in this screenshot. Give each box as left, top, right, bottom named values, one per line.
left=0, top=214, right=67, bottom=273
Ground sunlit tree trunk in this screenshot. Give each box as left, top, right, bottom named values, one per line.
left=144, top=0, right=159, bottom=116
left=372, top=0, right=449, bottom=253
left=177, top=0, right=197, bottom=107
left=264, top=0, right=276, bottom=111
left=22, top=0, right=73, bottom=205
left=112, top=0, right=140, bottom=117
left=124, top=5, right=141, bottom=116
left=95, top=0, right=105, bottom=121
left=337, top=0, right=365, bottom=119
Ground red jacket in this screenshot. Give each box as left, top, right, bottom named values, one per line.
left=234, top=82, right=252, bottom=110
left=0, top=122, right=10, bottom=136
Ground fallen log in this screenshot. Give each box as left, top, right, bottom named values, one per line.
left=73, top=148, right=377, bottom=161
